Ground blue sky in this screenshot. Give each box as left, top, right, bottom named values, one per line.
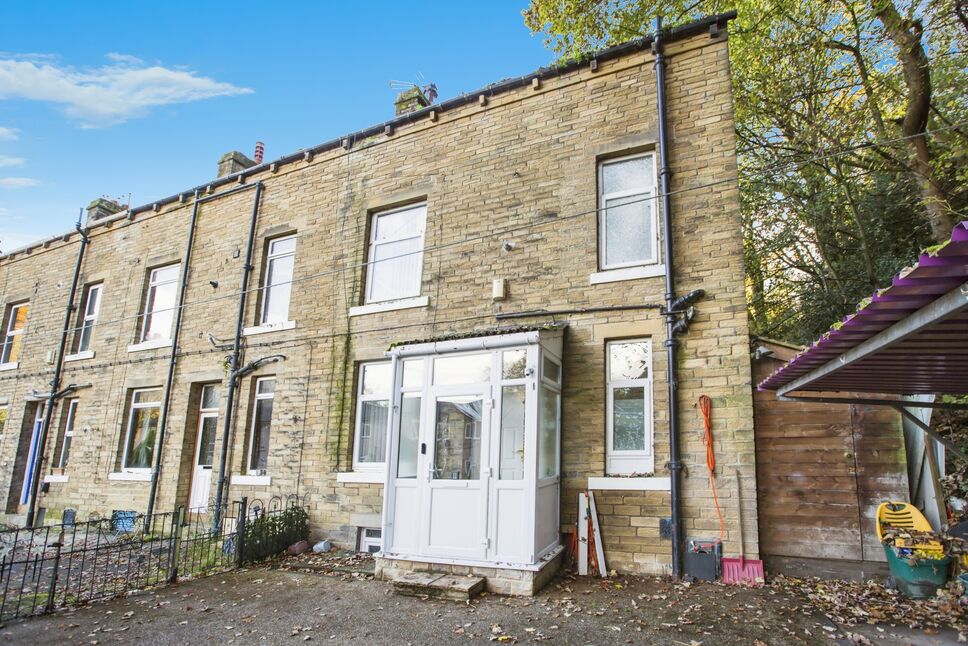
left=0, top=2, right=551, bottom=252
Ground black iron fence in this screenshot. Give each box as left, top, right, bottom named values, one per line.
left=0, top=495, right=308, bottom=622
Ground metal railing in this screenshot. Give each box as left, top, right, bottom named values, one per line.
left=0, top=495, right=307, bottom=622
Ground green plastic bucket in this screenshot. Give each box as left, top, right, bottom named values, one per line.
left=883, top=544, right=951, bottom=599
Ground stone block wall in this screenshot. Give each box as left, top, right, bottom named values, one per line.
left=0, top=24, right=755, bottom=574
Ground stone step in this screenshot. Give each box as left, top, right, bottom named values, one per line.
left=392, top=571, right=486, bottom=601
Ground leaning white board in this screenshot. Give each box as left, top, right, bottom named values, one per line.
left=588, top=490, right=607, bottom=577
left=578, top=492, right=589, bottom=576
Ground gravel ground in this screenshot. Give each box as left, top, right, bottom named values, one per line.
left=0, top=559, right=961, bottom=645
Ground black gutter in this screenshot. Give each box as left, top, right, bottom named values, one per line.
left=145, top=190, right=202, bottom=523
left=213, top=182, right=263, bottom=529
left=653, top=17, right=685, bottom=580
left=495, top=304, right=663, bottom=320
left=25, top=217, right=89, bottom=527
left=101, top=12, right=736, bottom=224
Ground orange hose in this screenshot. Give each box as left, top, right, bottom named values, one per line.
left=699, top=395, right=726, bottom=540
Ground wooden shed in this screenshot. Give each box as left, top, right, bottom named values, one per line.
left=751, top=338, right=910, bottom=579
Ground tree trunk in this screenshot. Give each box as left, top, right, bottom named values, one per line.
left=873, top=0, right=955, bottom=242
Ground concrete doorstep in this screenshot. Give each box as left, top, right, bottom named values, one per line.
left=392, top=571, right=487, bottom=601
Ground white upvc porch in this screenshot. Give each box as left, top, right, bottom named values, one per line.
left=379, top=326, right=564, bottom=571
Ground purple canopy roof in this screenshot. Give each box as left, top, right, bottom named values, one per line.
left=758, top=221, right=968, bottom=395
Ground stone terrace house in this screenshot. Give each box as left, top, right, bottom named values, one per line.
left=0, top=12, right=755, bottom=592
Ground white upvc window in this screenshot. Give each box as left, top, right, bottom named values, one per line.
left=1, top=302, right=28, bottom=365
left=57, top=399, right=78, bottom=468
left=77, top=284, right=103, bottom=353
left=139, top=264, right=180, bottom=342
left=598, top=153, right=658, bottom=270
left=246, top=377, right=275, bottom=474
left=365, top=203, right=426, bottom=304
left=354, top=362, right=392, bottom=471
left=260, top=236, right=296, bottom=325
left=121, top=388, right=162, bottom=471
left=605, top=339, right=654, bottom=475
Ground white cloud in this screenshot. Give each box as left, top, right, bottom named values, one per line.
left=0, top=126, right=17, bottom=140
left=0, top=54, right=253, bottom=127
left=0, top=177, right=39, bottom=188
left=0, top=155, right=24, bottom=167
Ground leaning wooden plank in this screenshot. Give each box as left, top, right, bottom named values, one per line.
left=578, top=492, right=589, bottom=576
left=588, top=490, right=607, bottom=578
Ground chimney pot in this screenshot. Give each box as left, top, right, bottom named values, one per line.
left=86, top=198, right=124, bottom=224
left=254, top=141, right=265, bottom=164
left=217, top=150, right=256, bottom=178
left=394, top=86, right=430, bottom=116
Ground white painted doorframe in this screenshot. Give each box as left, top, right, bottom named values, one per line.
left=188, top=411, right=217, bottom=511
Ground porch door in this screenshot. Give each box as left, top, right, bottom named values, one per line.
left=188, top=412, right=217, bottom=511
left=419, top=388, right=491, bottom=560
left=20, top=403, right=45, bottom=505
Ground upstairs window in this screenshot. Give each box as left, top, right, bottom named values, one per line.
left=260, top=236, right=296, bottom=325
left=605, top=339, right=653, bottom=475
left=76, top=284, right=103, bottom=353
left=353, top=362, right=391, bottom=471
left=365, top=204, right=426, bottom=304
left=598, top=153, right=658, bottom=270
left=247, top=377, right=275, bottom=474
left=140, top=264, right=180, bottom=342
left=1, top=302, right=28, bottom=365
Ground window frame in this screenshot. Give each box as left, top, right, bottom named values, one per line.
left=121, top=388, right=162, bottom=472
left=353, top=361, right=392, bottom=473
left=246, top=377, right=275, bottom=475
left=1, top=302, right=29, bottom=365
left=139, top=264, right=180, bottom=343
left=597, top=152, right=659, bottom=271
left=259, top=235, right=297, bottom=325
left=605, top=338, right=654, bottom=475
left=364, top=203, right=427, bottom=305
left=56, top=399, right=78, bottom=469
left=76, top=283, right=103, bottom=353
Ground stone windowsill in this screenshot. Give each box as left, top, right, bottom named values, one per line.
left=232, top=474, right=271, bottom=486
left=108, top=471, right=152, bottom=482
left=64, top=350, right=95, bottom=362
left=349, top=295, right=429, bottom=318
left=587, top=476, right=671, bottom=491
left=242, top=320, right=296, bottom=337
left=589, top=264, right=666, bottom=285
left=44, top=474, right=69, bottom=484
left=336, top=471, right=385, bottom=484
left=0, top=362, right=18, bottom=372
left=127, top=338, right=172, bottom=353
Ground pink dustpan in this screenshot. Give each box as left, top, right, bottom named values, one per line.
left=723, top=470, right=764, bottom=585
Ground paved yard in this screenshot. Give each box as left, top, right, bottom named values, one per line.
left=0, top=558, right=962, bottom=645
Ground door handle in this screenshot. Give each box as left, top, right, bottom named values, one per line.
left=420, top=442, right=427, bottom=455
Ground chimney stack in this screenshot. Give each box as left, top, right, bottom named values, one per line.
left=394, top=86, right=430, bottom=116
left=254, top=141, right=265, bottom=164
left=217, top=151, right=257, bottom=178
left=86, top=197, right=124, bottom=224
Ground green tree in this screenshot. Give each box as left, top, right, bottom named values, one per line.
left=525, top=0, right=968, bottom=343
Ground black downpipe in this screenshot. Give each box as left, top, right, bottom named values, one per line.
left=213, top=182, right=263, bottom=529
left=145, top=191, right=202, bottom=522
left=25, top=216, right=89, bottom=527
left=653, top=17, right=685, bottom=580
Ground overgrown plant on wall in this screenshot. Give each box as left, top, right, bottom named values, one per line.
left=524, top=0, right=968, bottom=344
